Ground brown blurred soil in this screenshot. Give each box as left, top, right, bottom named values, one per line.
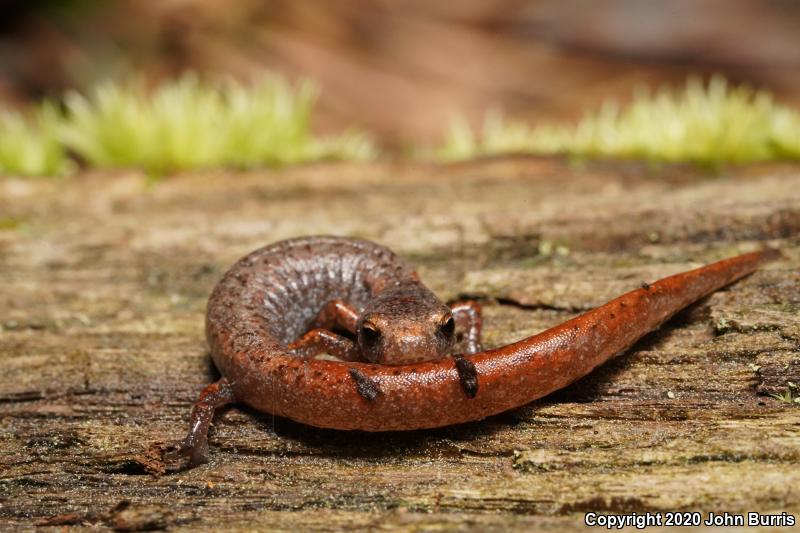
left=2, top=1, right=800, bottom=146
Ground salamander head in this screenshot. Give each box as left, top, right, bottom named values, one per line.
left=357, top=282, right=455, bottom=365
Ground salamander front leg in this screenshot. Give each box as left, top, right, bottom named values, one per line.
left=450, top=300, right=483, bottom=354
left=165, top=378, right=236, bottom=468
left=288, top=329, right=361, bottom=361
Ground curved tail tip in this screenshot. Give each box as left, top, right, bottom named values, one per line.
left=758, top=247, right=783, bottom=263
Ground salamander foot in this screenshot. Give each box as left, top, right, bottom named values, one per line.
left=163, top=378, right=236, bottom=469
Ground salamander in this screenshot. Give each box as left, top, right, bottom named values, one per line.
left=166, top=235, right=764, bottom=466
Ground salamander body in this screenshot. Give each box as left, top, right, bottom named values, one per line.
left=167, top=236, right=764, bottom=466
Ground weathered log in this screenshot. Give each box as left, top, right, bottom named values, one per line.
left=1, top=158, right=798, bottom=531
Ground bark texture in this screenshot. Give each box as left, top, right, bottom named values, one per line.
left=1, top=158, right=798, bottom=531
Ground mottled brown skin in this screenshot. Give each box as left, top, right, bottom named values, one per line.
left=166, top=236, right=764, bottom=467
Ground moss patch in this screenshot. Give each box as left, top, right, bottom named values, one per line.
left=434, top=77, right=800, bottom=167
left=0, top=74, right=375, bottom=178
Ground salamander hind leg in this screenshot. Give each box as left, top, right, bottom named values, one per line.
left=450, top=300, right=483, bottom=354
left=164, top=378, right=236, bottom=468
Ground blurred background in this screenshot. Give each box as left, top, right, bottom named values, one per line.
left=1, top=0, right=799, bottom=149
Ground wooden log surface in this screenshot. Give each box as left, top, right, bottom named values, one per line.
left=1, top=158, right=798, bottom=531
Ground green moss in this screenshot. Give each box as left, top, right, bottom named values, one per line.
left=0, top=73, right=375, bottom=178
left=0, top=217, right=23, bottom=230
left=60, top=74, right=375, bottom=176
left=4, top=74, right=800, bottom=177
left=770, top=389, right=800, bottom=405
left=0, top=103, right=68, bottom=177
left=434, top=77, right=800, bottom=166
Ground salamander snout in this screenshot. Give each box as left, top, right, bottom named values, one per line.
left=357, top=283, right=456, bottom=365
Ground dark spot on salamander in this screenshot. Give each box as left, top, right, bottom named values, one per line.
left=454, top=356, right=479, bottom=398
left=641, top=281, right=651, bottom=290
left=348, top=368, right=382, bottom=401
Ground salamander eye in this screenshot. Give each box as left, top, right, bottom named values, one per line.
left=439, top=316, right=456, bottom=338
left=360, top=323, right=381, bottom=344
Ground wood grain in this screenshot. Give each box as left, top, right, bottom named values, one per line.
left=1, top=158, right=798, bottom=531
